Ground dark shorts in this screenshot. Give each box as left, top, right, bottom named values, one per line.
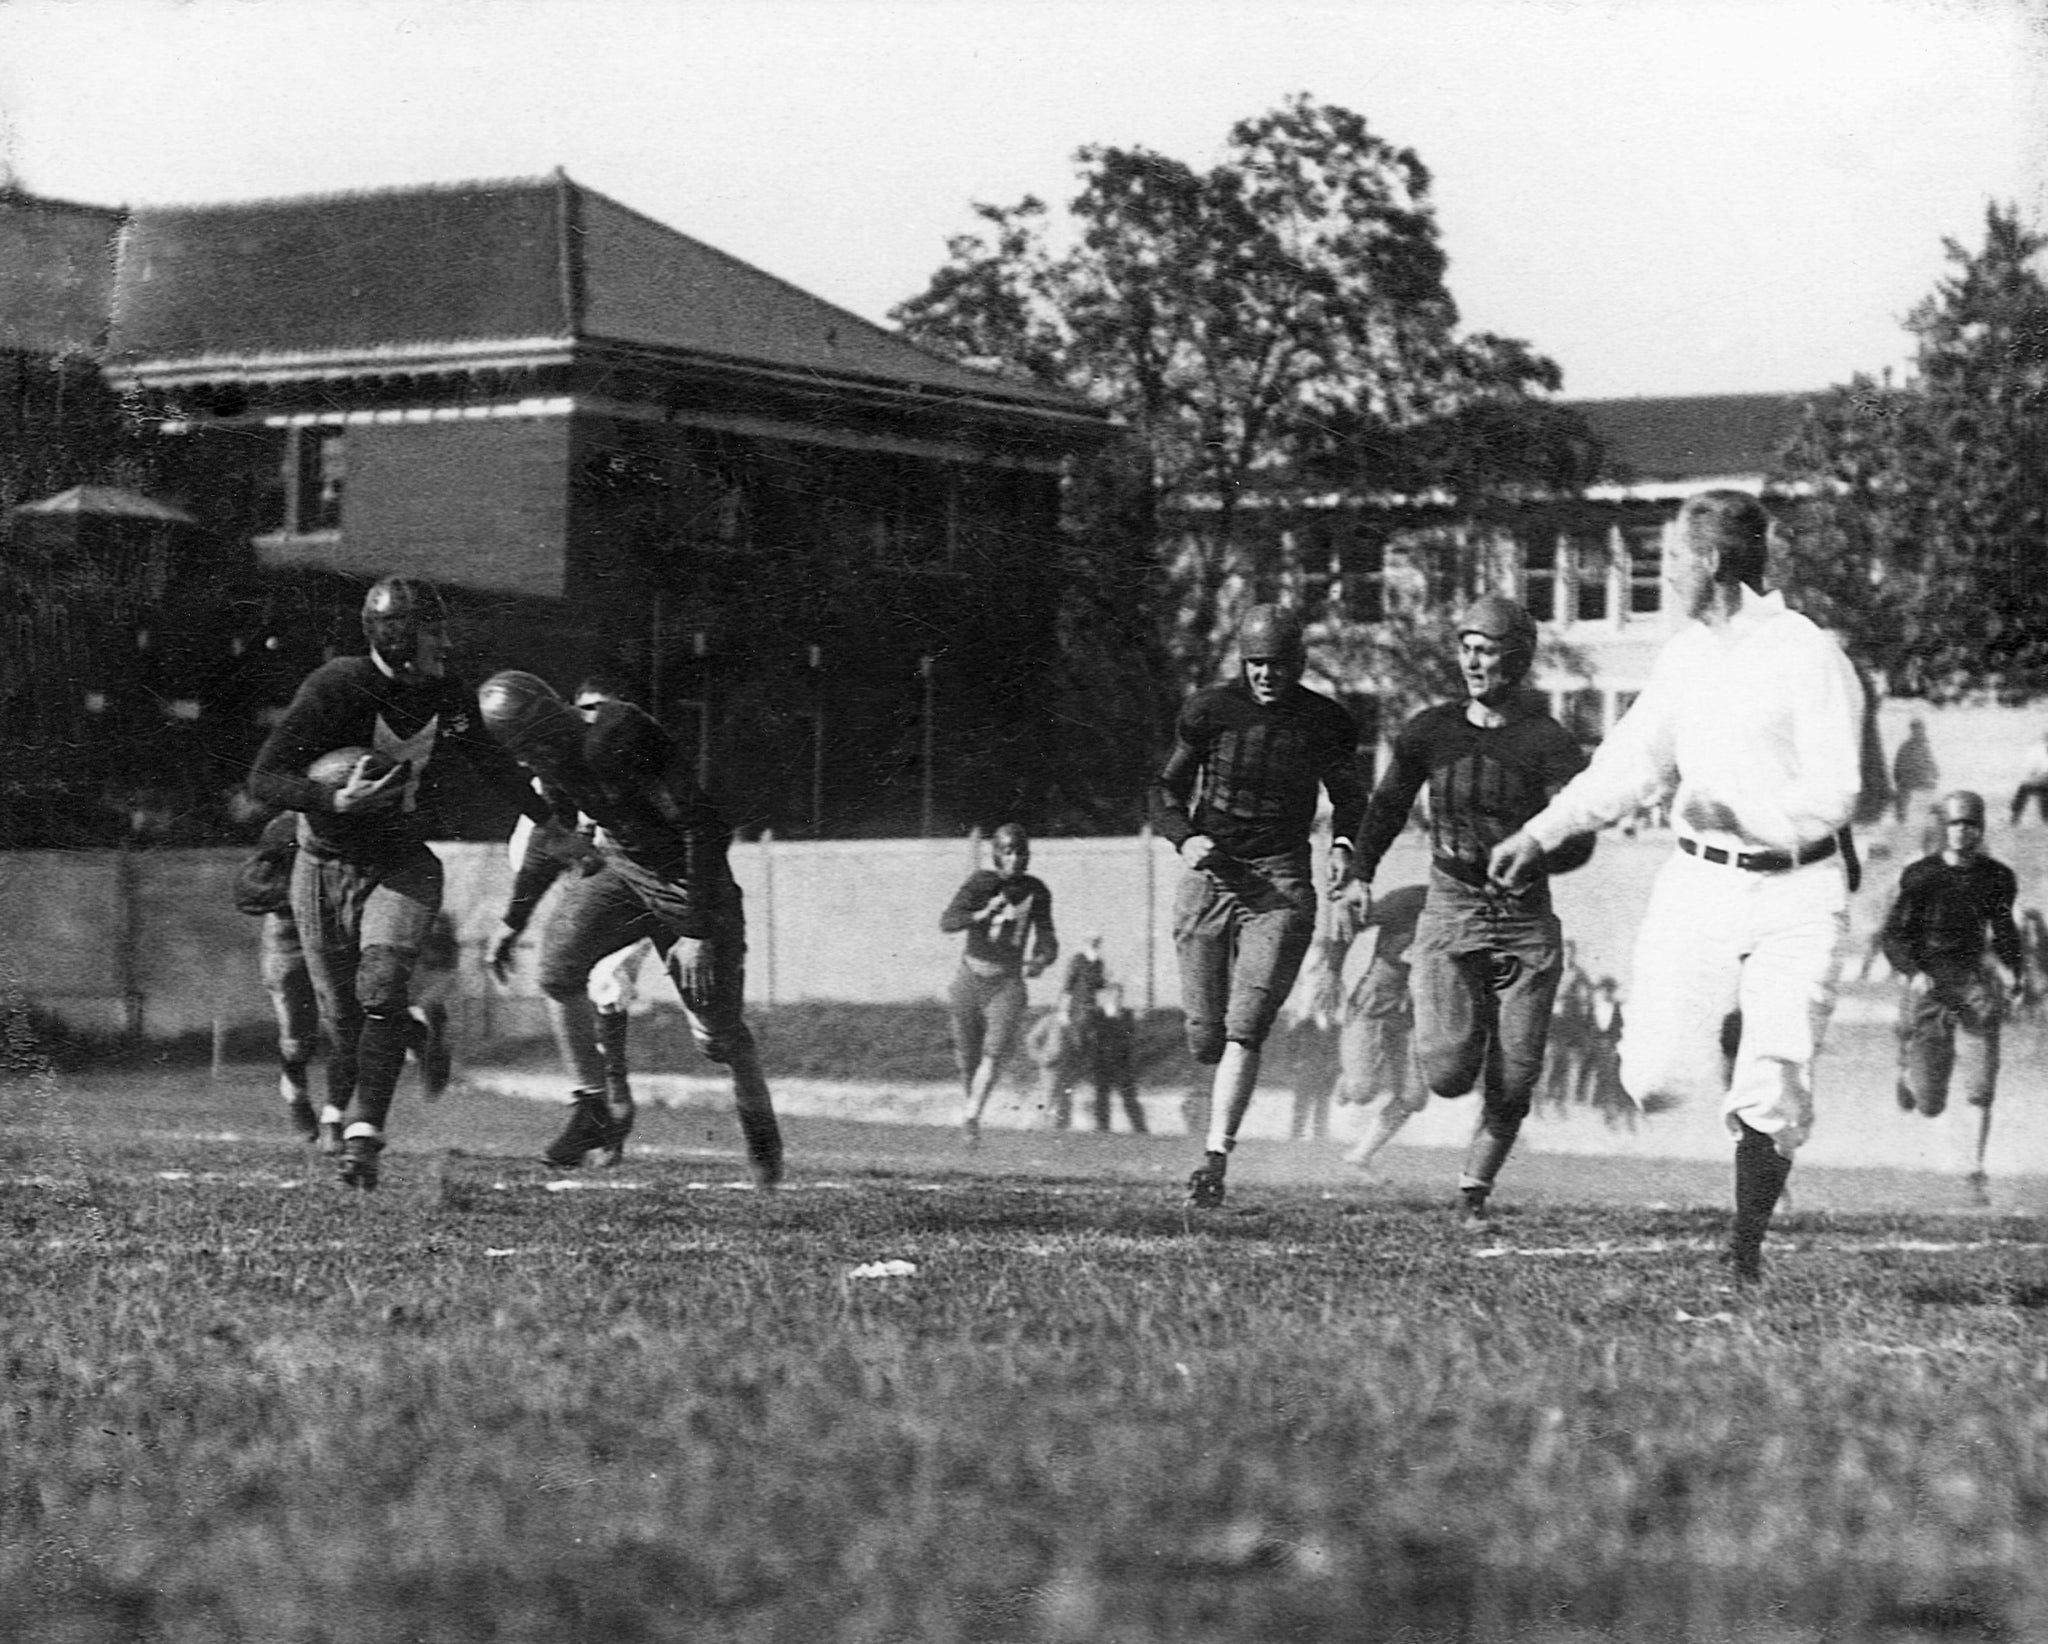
left=1408, top=870, right=1562, bottom=1109
left=538, top=858, right=753, bottom=1064
left=290, top=842, right=444, bottom=1022
left=947, top=965, right=1029, bottom=1079
left=1173, top=850, right=1318, bottom=1057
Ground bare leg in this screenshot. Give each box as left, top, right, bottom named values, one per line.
left=1203, top=1041, right=1261, bottom=1155
left=1345, top=1088, right=1425, bottom=1174
left=962, top=1054, right=1002, bottom=1143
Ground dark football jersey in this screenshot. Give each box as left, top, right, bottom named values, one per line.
left=1355, top=700, right=1588, bottom=887
left=1149, top=679, right=1368, bottom=860
left=248, top=656, right=541, bottom=862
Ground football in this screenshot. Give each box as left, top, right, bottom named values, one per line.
left=306, top=746, right=401, bottom=789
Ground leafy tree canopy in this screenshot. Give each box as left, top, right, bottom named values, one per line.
left=893, top=95, right=1599, bottom=697
left=1772, top=203, right=2048, bottom=701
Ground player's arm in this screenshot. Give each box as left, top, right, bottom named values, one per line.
left=1023, top=882, right=1058, bottom=977
left=1876, top=871, right=1924, bottom=983
left=1319, top=710, right=1373, bottom=896
left=248, top=668, right=397, bottom=815
left=1719, top=634, right=1865, bottom=848
left=940, top=872, right=997, bottom=933
left=1493, top=654, right=1680, bottom=886
left=1989, top=864, right=2026, bottom=983
left=1148, top=703, right=1217, bottom=868
left=1350, top=720, right=1430, bottom=889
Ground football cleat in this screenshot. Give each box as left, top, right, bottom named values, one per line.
left=1186, top=1157, right=1227, bottom=1209
left=338, top=1135, right=383, bottom=1192
left=284, top=1096, right=320, bottom=1143
left=593, top=1098, right=636, bottom=1169
left=542, top=1090, right=610, bottom=1169
left=1721, top=1242, right=1764, bottom=1285
left=1459, top=1187, right=1492, bottom=1229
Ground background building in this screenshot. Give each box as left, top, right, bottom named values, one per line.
left=1, top=177, right=1115, bottom=842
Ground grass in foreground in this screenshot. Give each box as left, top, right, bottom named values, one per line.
left=2, top=1072, right=2045, bottom=1644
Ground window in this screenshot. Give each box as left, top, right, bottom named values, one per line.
left=1623, top=524, right=1663, bottom=616
left=289, top=427, right=345, bottom=534
left=1336, top=528, right=1386, bottom=622
left=1522, top=533, right=1560, bottom=625
left=1567, top=530, right=1612, bottom=622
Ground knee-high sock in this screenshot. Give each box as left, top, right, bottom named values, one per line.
left=728, top=1043, right=782, bottom=1175
left=596, top=1007, right=633, bottom=1105
left=1732, top=1119, right=1793, bottom=1256
left=349, top=1011, right=412, bottom=1133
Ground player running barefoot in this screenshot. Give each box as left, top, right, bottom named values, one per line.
left=1491, top=491, right=1866, bottom=1283
left=478, top=670, right=785, bottom=1188
left=247, top=577, right=549, bottom=1190
left=939, top=823, right=1058, bottom=1142
left=1348, top=597, right=1591, bottom=1226
left=1152, top=604, right=1369, bottom=1209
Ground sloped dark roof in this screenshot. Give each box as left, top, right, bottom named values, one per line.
left=1567, top=393, right=1815, bottom=483
left=110, top=181, right=568, bottom=363
left=103, top=173, right=1091, bottom=420
left=0, top=191, right=121, bottom=355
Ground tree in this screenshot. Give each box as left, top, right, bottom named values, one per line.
left=894, top=95, right=1598, bottom=790
left=1772, top=204, right=2048, bottom=700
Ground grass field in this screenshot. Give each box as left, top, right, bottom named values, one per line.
left=4, top=1064, right=2046, bottom=1644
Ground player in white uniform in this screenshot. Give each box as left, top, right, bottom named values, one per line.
left=1491, top=491, right=1865, bottom=1283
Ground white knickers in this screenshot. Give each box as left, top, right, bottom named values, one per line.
left=1619, top=847, right=1849, bottom=1156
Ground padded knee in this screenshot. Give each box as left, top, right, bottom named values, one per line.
left=1419, top=1042, right=1485, bottom=1101
left=356, top=944, right=416, bottom=1019
left=1185, top=1021, right=1225, bottom=1065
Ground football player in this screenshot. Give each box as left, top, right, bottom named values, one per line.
left=247, top=577, right=549, bottom=1189
left=938, top=822, right=1058, bottom=1140
left=1348, top=596, right=1591, bottom=1226
left=1152, top=604, right=1370, bottom=1209
left=478, top=669, right=785, bottom=1188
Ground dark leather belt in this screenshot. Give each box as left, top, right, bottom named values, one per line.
left=1679, top=834, right=1838, bottom=873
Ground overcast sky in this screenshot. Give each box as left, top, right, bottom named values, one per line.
left=1, top=0, right=2040, bottom=401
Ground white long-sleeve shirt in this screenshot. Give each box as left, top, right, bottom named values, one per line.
left=1524, top=587, right=1865, bottom=857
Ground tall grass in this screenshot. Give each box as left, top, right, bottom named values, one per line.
left=2, top=1071, right=2043, bottom=1643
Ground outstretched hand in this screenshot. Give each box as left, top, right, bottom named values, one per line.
left=1489, top=830, right=1546, bottom=892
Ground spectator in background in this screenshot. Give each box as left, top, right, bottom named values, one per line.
left=1890, top=718, right=1940, bottom=825
left=1089, top=983, right=1148, bottom=1133
left=2010, top=730, right=2048, bottom=826
left=1026, top=993, right=1088, bottom=1129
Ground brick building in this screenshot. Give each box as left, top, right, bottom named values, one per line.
left=2, top=177, right=1114, bottom=840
